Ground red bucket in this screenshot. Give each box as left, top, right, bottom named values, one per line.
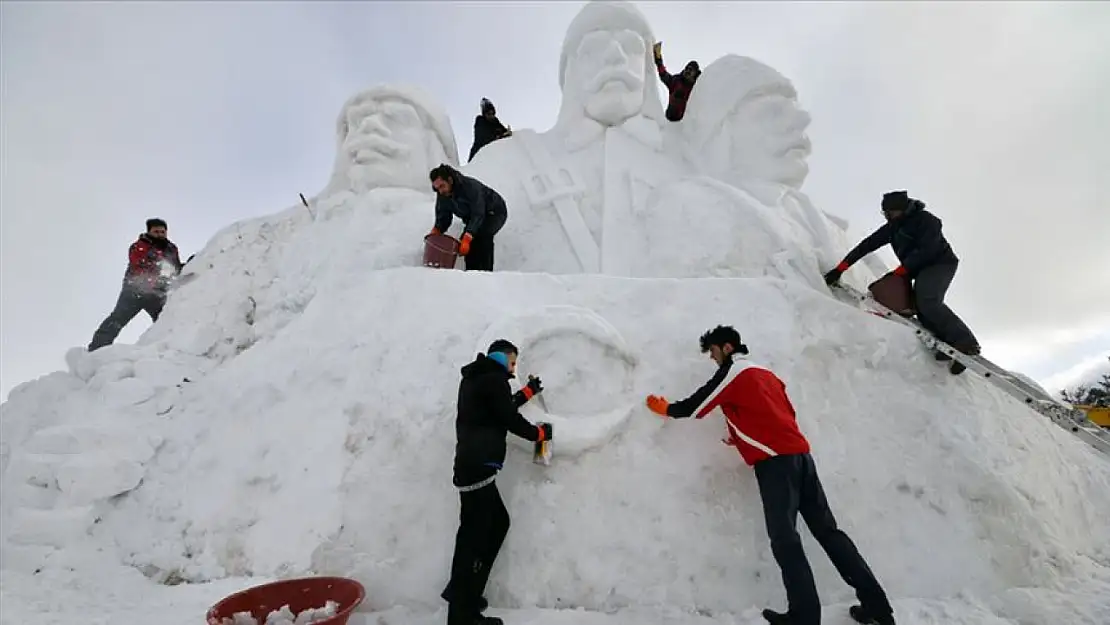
left=423, top=233, right=460, bottom=269
left=206, top=576, right=365, bottom=625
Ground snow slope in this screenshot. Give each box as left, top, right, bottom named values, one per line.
left=3, top=2, right=1110, bottom=624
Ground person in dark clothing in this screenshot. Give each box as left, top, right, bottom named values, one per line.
left=468, top=98, right=512, bottom=163
left=441, top=339, right=549, bottom=625
left=88, top=218, right=184, bottom=352
left=646, top=326, right=895, bottom=625
left=429, top=163, right=508, bottom=271
left=823, top=191, right=980, bottom=368
left=653, top=41, right=700, bottom=122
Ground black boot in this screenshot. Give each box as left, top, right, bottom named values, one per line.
left=934, top=350, right=952, bottom=362
left=761, top=609, right=793, bottom=624
left=849, top=604, right=896, bottom=625
left=949, top=360, right=967, bottom=375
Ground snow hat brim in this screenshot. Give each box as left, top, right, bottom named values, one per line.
left=336, top=84, right=459, bottom=167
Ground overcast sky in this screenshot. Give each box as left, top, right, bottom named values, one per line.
left=2, top=1, right=1108, bottom=399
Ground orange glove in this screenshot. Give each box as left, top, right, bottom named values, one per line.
left=892, top=265, right=907, bottom=277
left=428, top=227, right=441, bottom=237
left=458, top=233, right=473, bottom=256
left=646, top=394, right=670, bottom=417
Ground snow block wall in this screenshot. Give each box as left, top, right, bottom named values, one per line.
left=3, top=2, right=1109, bottom=624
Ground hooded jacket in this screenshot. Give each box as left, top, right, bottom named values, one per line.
left=433, top=172, right=508, bottom=238
left=468, top=114, right=510, bottom=162
left=452, top=353, right=541, bottom=488
left=841, top=199, right=959, bottom=277
left=667, top=357, right=811, bottom=466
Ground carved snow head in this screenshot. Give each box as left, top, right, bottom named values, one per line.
left=557, top=1, right=664, bottom=129
left=329, top=85, right=458, bottom=194
left=681, top=55, right=812, bottom=191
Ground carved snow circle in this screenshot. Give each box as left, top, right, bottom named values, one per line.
left=475, top=305, right=639, bottom=457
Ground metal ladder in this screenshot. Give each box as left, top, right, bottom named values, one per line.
left=830, top=283, right=1110, bottom=456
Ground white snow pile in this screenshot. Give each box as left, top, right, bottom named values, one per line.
left=220, top=599, right=339, bottom=625
left=3, top=2, right=1110, bottom=625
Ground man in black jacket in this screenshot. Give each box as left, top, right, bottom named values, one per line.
left=468, top=98, right=512, bottom=163
left=442, top=339, right=549, bottom=625
left=429, top=163, right=508, bottom=271
left=824, top=191, right=980, bottom=364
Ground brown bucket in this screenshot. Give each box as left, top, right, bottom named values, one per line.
left=869, top=272, right=915, bottom=317
left=423, top=233, right=460, bottom=269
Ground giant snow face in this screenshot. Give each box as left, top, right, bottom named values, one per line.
left=341, top=98, right=431, bottom=192
left=725, top=93, right=812, bottom=190
left=568, top=29, right=647, bottom=127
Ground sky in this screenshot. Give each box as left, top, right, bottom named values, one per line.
left=2, top=1, right=1108, bottom=400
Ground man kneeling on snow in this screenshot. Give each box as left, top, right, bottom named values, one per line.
left=645, top=326, right=895, bottom=625
left=87, top=218, right=185, bottom=352
left=442, top=339, right=548, bottom=625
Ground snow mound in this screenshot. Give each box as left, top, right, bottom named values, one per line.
left=3, top=2, right=1110, bottom=624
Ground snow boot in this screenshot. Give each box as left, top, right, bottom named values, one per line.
left=849, top=604, right=896, bottom=625
left=761, top=609, right=793, bottom=624
left=934, top=351, right=952, bottom=362
left=949, top=360, right=967, bottom=375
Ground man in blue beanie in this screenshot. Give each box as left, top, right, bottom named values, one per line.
left=441, top=339, right=549, bottom=625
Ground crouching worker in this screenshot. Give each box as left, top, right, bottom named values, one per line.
left=88, top=218, right=184, bottom=352
left=429, top=164, right=508, bottom=271
left=468, top=98, right=512, bottom=163
left=824, top=190, right=980, bottom=372
left=652, top=40, right=700, bottom=122
left=645, top=326, right=895, bottom=625
left=442, top=339, right=549, bottom=625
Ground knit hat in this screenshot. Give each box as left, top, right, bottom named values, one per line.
left=882, top=190, right=910, bottom=212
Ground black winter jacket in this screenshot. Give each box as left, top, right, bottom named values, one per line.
left=842, top=201, right=958, bottom=277
left=452, top=353, right=540, bottom=488
left=468, top=115, right=510, bottom=162
left=434, top=174, right=508, bottom=238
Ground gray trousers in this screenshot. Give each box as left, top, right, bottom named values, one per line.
left=913, top=263, right=979, bottom=351
left=88, top=287, right=165, bottom=352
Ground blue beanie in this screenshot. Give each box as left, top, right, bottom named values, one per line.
left=487, top=351, right=510, bottom=370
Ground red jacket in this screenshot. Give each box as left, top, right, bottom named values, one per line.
left=125, top=233, right=183, bottom=292
left=667, top=359, right=811, bottom=465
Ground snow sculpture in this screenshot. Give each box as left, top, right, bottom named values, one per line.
left=474, top=305, right=639, bottom=456
left=463, top=0, right=691, bottom=276
left=323, top=85, right=458, bottom=196
left=677, top=55, right=886, bottom=284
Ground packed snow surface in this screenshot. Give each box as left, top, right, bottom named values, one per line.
left=3, top=2, right=1110, bottom=624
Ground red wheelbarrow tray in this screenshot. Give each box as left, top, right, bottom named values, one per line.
left=206, top=576, right=366, bottom=625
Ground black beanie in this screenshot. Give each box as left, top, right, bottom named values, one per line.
left=882, top=191, right=909, bottom=212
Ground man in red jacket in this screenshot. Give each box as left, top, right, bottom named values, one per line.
left=87, top=218, right=185, bottom=352
left=653, top=41, right=700, bottom=122
left=646, top=325, right=895, bottom=625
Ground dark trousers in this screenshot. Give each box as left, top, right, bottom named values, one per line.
left=463, top=211, right=505, bottom=272
left=754, top=454, right=891, bottom=625
left=912, top=263, right=979, bottom=351
left=464, top=234, right=496, bottom=272
left=442, top=481, right=510, bottom=623
left=88, top=287, right=165, bottom=351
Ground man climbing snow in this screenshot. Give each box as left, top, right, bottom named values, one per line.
left=429, top=163, right=508, bottom=271
left=442, top=340, right=549, bottom=625
left=468, top=98, right=512, bottom=163
left=645, top=325, right=895, bottom=625
left=823, top=190, right=981, bottom=374
left=653, top=40, right=700, bottom=122
left=87, top=218, right=184, bottom=352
